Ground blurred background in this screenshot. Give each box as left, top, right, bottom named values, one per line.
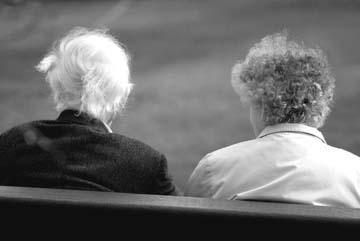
left=0, top=0, right=359, bottom=191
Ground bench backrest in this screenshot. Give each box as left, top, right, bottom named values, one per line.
left=0, top=185, right=359, bottom=235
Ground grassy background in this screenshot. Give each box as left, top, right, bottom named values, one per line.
left=0, top=0, right=360, bottom=191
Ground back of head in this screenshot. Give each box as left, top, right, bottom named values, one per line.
left=36, top=27, right=133, bottom=123
left=231, top=32, right=335, bottom=128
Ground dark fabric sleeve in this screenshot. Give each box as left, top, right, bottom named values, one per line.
left=154, top=154, right=183, bottom=196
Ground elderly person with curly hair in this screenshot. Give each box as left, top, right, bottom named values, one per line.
left=186, top=32, right=360, bottom=208
left=0, top=27, right=181, bottom=195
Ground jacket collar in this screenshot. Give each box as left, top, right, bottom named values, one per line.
left=257, top=123, right=326, bottom=143
left=56, top=109, right=111, bottom=133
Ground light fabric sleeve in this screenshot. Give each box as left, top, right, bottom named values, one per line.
left=185, top=154, right=215, bottom=198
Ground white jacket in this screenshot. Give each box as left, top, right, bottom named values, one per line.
left=187, top=123, right=360, bottom=208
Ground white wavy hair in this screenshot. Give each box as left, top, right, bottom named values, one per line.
left=36, top=27, right=133, bottom=123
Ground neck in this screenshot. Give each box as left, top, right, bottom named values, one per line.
left=250, top=105, right=265, bottom=137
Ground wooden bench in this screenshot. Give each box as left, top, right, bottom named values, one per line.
left=0, top=185, right=359, bottom=236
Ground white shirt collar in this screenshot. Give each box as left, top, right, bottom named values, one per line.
left=257, top=123, right=326, bottom=143
left=102, top=121, right=113, bottom=133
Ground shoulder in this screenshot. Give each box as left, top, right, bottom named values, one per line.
left=187, top=140, right=259, bottom=197
left=325, top=145, right=360, bottom=162
left=0, top=120, right=47, bottom=140
left=0, top=120, right=49, bottom=155
left=188, top=139, right=260, bottom=185
left=110, top=133, right=163, bottom=155
left=205, top=138, right=263, bottom=165
left=192, top=138, right=269, bottom=182
left=105, top=133, right=166, bottom=166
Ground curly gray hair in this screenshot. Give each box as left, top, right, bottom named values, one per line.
left=231, top=32, right=335, bottom=128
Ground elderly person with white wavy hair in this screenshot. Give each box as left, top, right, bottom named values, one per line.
left=0, top=27, right=181, bottom=195
left=187, top=32, right=360, bottom=208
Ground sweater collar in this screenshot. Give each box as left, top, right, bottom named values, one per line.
left=257, top=123, right=326, bottom=143
left=56, top=109, right=111, bottom=133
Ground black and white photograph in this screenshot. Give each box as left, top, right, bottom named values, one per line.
left=0, top=0, right=360, bottom=235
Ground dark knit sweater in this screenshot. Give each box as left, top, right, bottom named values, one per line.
left=0, top=109, right=180, bottom=195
